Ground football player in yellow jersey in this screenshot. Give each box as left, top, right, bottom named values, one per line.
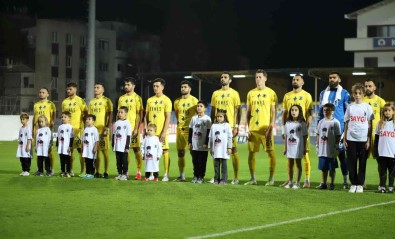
left=281, top=74, right=313, bottom=188
left=210, top=72, right=241, bottom=184
left=145, top=78, right=172, bottom=181
left=245, top=69, right=278, bottom=186
left=173, top=80, right=198, bottom=181
left=363, top=80, right=386, bottom=187
left=88, top=83, right=113, bottom=178
left=118, top=77, right=144, bottom=180
left=62, top=82, right=88, bottom=177
left=33, top=87, right=56, bottom=175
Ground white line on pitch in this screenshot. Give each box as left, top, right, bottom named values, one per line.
left=186, top=200, right=395, bottom=239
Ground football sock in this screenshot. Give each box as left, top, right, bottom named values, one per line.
left=232, top=152, right=240, bottom=179
left=248, top=152, right=256, bottom=178
left=268, top=150, right=276, bottom=178
left=304, top=152, right=311, bottom=179
left=163, top=151, right=170, bottom=174
left=103, top=150, right=109, bottom=173
left=178, top=156, right=185, bottom=175
left=134, top=150, right=143, bottom=173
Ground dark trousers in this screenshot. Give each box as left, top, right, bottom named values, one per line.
left=346, top=141, right=367, bottom=185
left=214, top=158, right=227, bottom=182
left=191, top=150, right=208, bottom=179
left=378, top=156, right=395, bottom=187
left=145, top=172, right=159, bottom=178
left=60, top=154, right=71, bottom=173
left=338, top=150, right=348, bottom=176
left=20, top=157, right=31, bottom=172
left=37, top=156, right=50, bottom=173
left=85, top=158, right=95, bottom=175
left=116, top=151, right=128, bottom=175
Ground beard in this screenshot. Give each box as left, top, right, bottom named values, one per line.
left=181, top=91, right=188, bottom=95
left=292, top=84, right=299, bottom=89
left=221, top=80, right=228, bottom=86
left=329, top=81, right=339, bottom=89
left=365, top=90, right=372, bottom=96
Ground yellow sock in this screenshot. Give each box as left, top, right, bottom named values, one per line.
left=248, top=152, right=256, bottom=179
left=163, top=151, right=170, bottom=175
left=303, top=152, right=311, bottom=180
left=232, top=152, right=240, bottom=179
left=103, top=150, right=109, bottom=173
left=134, top=150, right=143, bottom=172
left=178, top=156, right=185, bottom=174
left=267, top=150, right=276, bottom=178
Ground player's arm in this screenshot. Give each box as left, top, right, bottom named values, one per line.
left=343, top=121, right=349, bottom=148
left=266, top=104, right=276, bottom=138
left=233, top=105, right=240, bottom=137
left=366, top=119, right=372, bottom=150
left=160, top=112, right=171, bottom=142
left=306, top=108, right=312, bottom=128
left=210, top=93, right=216, bottom=122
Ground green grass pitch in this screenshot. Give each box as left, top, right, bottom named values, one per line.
left=1, top=141, right=394, bottom=239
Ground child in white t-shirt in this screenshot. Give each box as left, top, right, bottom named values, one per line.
left=141, top=123, right=163, bottom=181
left=112, top=106, right=132, bottom=181
left=373, top=103, right=395, bottom=193
left=82, top=114, right=99, bottom=179
left=316, top=103, right=341, bottom=190
left=57, top=111, right=74, bottom=177
left=35, top=115, right=52, bottom=176
left=344, top=83, right=374, bottom=193
left=283, top=105, right=308, bottom=189
left=208, top=109, right=232, bottom=185
left=16, top=113, right=32, bottom=176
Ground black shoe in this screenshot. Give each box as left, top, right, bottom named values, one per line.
left=343, top=182, right=349, bottom=189
left=329, top=183, right=335, bottom=190
left=94, top=173, right=101, bottom=178
left=376, top=187, right=386, bottom=193
left=316, top=183, right=328, bottom=190
left=103, top=173, right=109, bottom=179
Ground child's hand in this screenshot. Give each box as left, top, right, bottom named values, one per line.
left=67, top=147, right=71, bottom=153
left=203, top=144, right=207, bottom=149
left=157, top=157, right=160, bottom=161
left=343, top=140, right=348, bottom=149
left=125, top=149, right=129, bottom=153
left=25, top=145, right=30, bottom=153
left=227, top=148, right=232, bottom=155
left=365, top=141, right=370, bottom=151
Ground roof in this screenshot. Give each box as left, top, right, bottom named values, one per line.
left=345, top=0, right=395, bottom=19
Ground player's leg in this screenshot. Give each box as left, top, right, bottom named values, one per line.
left=102, top=135, right=110, bottom=178
left=95, top=150, right=102, bottom=178
left=174, top=132, right=187, bottom=181
left=265, top=133, right=276, bottom=186
left=131, top=133, right=143, bottom=180
left=231, top=137, right=240, bottom=184
left=162, top=134, right=170, bottom=181
left=303, top=135, right=311, bottom=188
left=245, top=132, right=259, bottom=185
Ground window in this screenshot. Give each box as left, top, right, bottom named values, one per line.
left=23, top=77, right=29, bottom=88
left=364, top=57, right=378, bottom=67
left=51, top=55, right=59, bottom=66
left=66, top=56, right=72, bottom=68
left=66, top=68, right=72, bottom=78
left=99, top=62, right=109, bottom=72
left=99, top=40, right=109, bottom=50
left=51, top=31, right=58, bottom=43
left=79, top=58, right=86, bottom=68
left=51, top=43, right=59, bottom=54
left=66, top=45, right=72, bottom=56
left=51, top=67, right=58, bottom=77
left=80, top=47, right=86, bottom=59
left=367, top=25, right=395, bottom=37
left=80, top=35, right=86, bottom=47
left=117, top=64, right=122, bottom=72
left=66, top=33, right=72, bottom=45
left=51, top=77, right=58, bottom=89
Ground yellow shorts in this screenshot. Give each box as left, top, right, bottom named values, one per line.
left=130, top=131, right=141, bottom=148
left=99, top=135, right=110, bottom=150
left=157, top=133, right=169, bottom=150
left=248, top=131, right=274, bottom=152
left=176, top=130, right=189, bottom=150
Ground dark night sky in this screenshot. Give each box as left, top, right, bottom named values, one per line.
left=1, top=0, right=383, bottom=70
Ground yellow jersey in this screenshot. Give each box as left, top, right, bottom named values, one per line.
left=146, top=94, right=172, bottom=135
left=211, top=88, right=241, bottom=127
left=282, top=90, right=313, bottom=119
left=62, top=96, right=87, bottom=132
left=88, top=96, right=113, bottom=133
left=246, top=87, right=278, bottom=132
left=363, top=95, right=386, bottom=127
left=174, top=95, right=198, bottom=133
left=33, top=100, right=56, bottom=126
left=118, top=92, right=143, bottom=129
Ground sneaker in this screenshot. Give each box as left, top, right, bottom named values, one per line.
left=19, top=171, right=25, bottom=176
left=114, top=174, right=122, bottom=180
left=153, top=178, right=159, bottom=182
left=46, top=172, right=52, bottom=177
left=191, top=177, right=198, bottom=183
left=284, top=183, right=292, bottom=189
left=103, top=173, right=109, bottom=179
left=219, top=180, right=227, bottom=185
left=197, top=178, right=204, bottom=184
left=303, top=181, right=311, bottom=188
left=356, top=185, right=364, bottom=193
left=343, top=182, right=349, bottom=189
left=292, top=183, right=300, bottom=189
left=328, top=183, right=335, bottom=190
left=22, top=171, right=30, bottom=176
left=214, top=180, right=219, bottom=184
left=148, top=174, right=154, bottom=181
left=119, top=175, right=128, bottom=181
left=50, top=168, right=55, bottom=176
left=231, top=179, right=239, bottom=185
left=84, top=174, right=94, bottom=179
left=162, top=175, right=169, bottom=182
left=265, top=179, right=275, bottom=186
left=70, top=170, right=74, bottom=177
left=281, top=181, right=291, bottom=187
left=208, top=178, right=215, bottom=184
left=79, top=173, right=86, bottom=178
left=173, top=176, right=186, bottom=182
left=388, top=187, right=394, bottom=193
left=65, top=173, right=71, bottom=178
left=134, top=172, right=142, bottom=180
left=376, top=186, right=386, bottom=193
left=33, top=171, right=42, bottom=176
left=244, top=180, right=258, bottom=185
left=144, top=178, right=149, bottom=182
left=349, top=185, right=357, bottom=193
left=316, top=183, right=328, bottom=190
left=94, top=173, right=101, bottom=178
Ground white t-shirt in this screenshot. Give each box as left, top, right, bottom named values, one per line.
left=16, top=125, right=32, bottom=158
left=189, top=114, right=212, bottom=151
left=82, top=126, right=99, bottom=159
left=375, top=120, right=395, bottom=158
left=57, top=124, right=74, bottom=156
left=35, top=127, right=52, bottom=157
left=208, top=122, right=232, bottom=159
left=344, top=102, right=374, bottom=142
left=112, top=120, right=132, bottom=152
left=140, top=135, right=163, bottom=172
left=284, top=121, right=308, bottom=159
left=317, top=118, right=341, bottom=158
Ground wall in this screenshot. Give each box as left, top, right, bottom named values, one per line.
left=0, top=115, right=33, bottom=141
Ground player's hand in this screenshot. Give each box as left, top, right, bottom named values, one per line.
left=343, top=140, right=348, bottom=149
left=246, top=132, right=251, bottom=141
left=233, top=127, right=238, bottom=137
left=133, top=129, right=138, bottom=138
left=160, top=132, right=166, bottom=142
left=265, top=125, right=273, bottom=138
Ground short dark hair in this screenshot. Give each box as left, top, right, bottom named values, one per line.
left=124, top=77, right=136, bottom=85
left=119, top=106, right=128, bottom=113
left=62, top=111, right=72, bottom=118
left=66, top=82, right=78, bottom=88
left=95, top=82, right=105, bottom=90
left=294, top=73, right=303, bottom=79
left=152, top=78, right=166, bottom=86
left=40, top=87, right=49, bottom=93
left=329, top=71, right=341, bottom=78
left=364, top=79, right=376, bottom=85
left=222, top=71, right=233, bottom=80
left=323, top=103, right=335, bottom=111
left=256, top=69, right=268, bottom=77
left=197, top=100, right=207, bottom=108
left=85, top=114, right=96, bottom=121
left=180, top=80, right=192, bottom=88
